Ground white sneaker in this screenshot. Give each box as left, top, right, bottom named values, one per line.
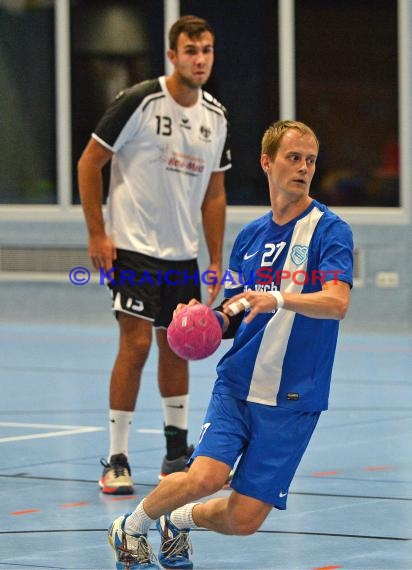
left=108, top=514, right=159, bottom=569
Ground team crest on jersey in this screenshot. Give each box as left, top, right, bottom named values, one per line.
left=199, top=125, right=212, bottom=141
left=290, top=245, right=308, bottom=266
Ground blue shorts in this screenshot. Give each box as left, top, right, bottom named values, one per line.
left=191, top=393, right=320, bottom=509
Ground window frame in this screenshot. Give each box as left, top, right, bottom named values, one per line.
left=0, top=0, right=409, bottom=227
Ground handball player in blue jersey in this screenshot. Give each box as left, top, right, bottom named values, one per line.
left=108, top=120, right=353, bottom=569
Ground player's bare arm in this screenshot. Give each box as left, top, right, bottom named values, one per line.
left=201, top=171, right=226, bottom=304
left=78, top=138, right=116, bottom=272
left=225, top=280, right=350, bottom=323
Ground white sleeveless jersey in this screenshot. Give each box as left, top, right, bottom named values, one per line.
left=93, top=76, right=231, bottom=260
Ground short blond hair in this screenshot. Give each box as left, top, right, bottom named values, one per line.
left=261, top=120, right=319, bottom=159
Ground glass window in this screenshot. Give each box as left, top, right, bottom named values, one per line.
left=70, top=0, right=164, bottom=204
left=295, top=0, right=398, bottom=207
left=181, top=0, right=279, bottom=205
left=0, top=2, right=56, bottom=204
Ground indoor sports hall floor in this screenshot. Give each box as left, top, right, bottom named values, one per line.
left=0, top=322, right=411, bottom=569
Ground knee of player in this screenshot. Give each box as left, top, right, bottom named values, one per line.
left=229, top=514, right=261, bottom=536
left=132, top=336, right=152, bottom=355
left=185, top=471, right=222, bottom=498
left=116, top=347, right=150, bottom=374
left=119, top=336, right=151, bottom=362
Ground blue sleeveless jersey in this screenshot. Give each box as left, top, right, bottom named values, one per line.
left=214, top=200, right=353, bottom=411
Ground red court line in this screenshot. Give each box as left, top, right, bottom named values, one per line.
left=312, top=566, right=342, bottom=570
left=363, top=465, right=392, bottom=471
left=60, top=501, right=89, bottom=508
left=11, top=509, right=40, bottom=515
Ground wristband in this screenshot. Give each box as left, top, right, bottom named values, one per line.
left=269, top=290, right=284, bottom=312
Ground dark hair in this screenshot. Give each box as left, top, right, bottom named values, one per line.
left=168, top=15, right=214, bottom=50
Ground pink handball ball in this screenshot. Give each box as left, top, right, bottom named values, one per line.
left=167, top=303, right=223, bottom=361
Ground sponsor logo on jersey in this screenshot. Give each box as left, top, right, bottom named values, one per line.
left=290, top=245, right=308, bottom=266
left=248, top=282, right=279, bottom=293
left=167, top=152, right=205, bottom=176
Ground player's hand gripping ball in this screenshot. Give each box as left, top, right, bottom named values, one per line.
left=167, top=303, right=223, bottom=360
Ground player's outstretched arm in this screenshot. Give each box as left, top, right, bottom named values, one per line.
left=224, top=280, right=350, bottom=324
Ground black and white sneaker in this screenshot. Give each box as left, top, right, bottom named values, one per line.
left=158, top=445, right=194, bottom=481
left=99, top=453, right=134, bottom=495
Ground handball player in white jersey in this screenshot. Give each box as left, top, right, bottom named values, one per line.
left=78, top=15, right=231, bottom=496
left=106, top=120, right=353, bottom=569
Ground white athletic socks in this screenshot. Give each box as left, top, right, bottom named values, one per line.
left=170, top=502, right=200, bottom=530
left=125, top=500, right=154, bottom=536
left=161, top=395, right=189, bottom=430
left=125, top=501, right=200, bottom=535
left=108, top=397, right=189, bottom=461
left=108, top=409, right=133, bottom=460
